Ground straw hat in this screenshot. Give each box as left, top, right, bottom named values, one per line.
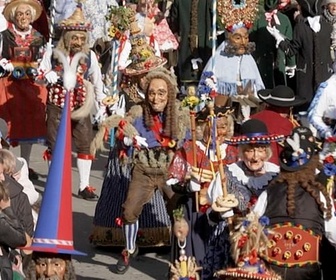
left=3, top=0, right=42, bottom=22
left=124, top=21, right=166, bottom=76
left=57, top=2, right=91, bottom=31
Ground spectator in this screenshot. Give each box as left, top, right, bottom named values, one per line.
left=0, top=181, right=27, bottom=280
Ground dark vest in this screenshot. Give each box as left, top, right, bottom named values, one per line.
left=264, top=182, right=324, bottom=236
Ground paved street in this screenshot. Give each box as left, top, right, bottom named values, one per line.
left=11, top=143, right=171, bottom=280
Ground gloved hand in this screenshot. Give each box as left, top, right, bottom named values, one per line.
left=123, top=135, right=149, bottom=148
left=134, top=135, right=148, bottom=148
left=285, top=66, right=296, bottom=78
left=0, top=58, right=14, bottom=72
left=44, top=70, right=59, bottom=84
left=191, top=166, right=213, bottom=183
left=93, top=105, right=107, bottom=124
left=266, top=26, right=285, bottom=48
left=38, top=42, right=53, bottom=72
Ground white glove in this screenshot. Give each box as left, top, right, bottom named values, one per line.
left=123, top=137, right=133, bottom=146
left=0, top=58, right=14, bottom=72
left=285, top=66, right=296, bottom=78
left=266, top=26, right=285, bottom=48
left=44, top=70, right=59, bottom=84
left=38, top=42, right=53, bottom=72
left=93, top=106, right=107, bottom=124
left=134, top=135, right=148, bottom=148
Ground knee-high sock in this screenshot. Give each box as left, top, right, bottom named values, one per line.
left=123, top=221, right=139, bottom=252
left=20, top=143, right=33, bottom=166
left=77, top=158, right=92, bottom=191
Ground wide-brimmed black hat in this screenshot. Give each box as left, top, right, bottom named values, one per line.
left=225, top=119, right=284, bottom=145
left=257, top=85, right=306, bottom=107
left=279, top=127, right=315, bottom=172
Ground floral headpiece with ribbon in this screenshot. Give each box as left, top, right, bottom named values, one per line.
left=218, top=0, right=259, bottom=32
left=320, top=136, right=336, bottom=176
left=215, top=212, right=281, bottom=280
left=279, top=129, right=315, bottom=172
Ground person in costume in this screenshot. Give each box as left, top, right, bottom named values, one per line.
left=201, top=0, right=264, bottom=123
left=249, top=0, right=296, bottom=89
left=253, top=127, right=336, bottom=280
left=267, top=0, right=334, bottom=112
left=250, top=85, right=305, bottom=165
left=167, top=103, right=238, bottom=279
left=38, top=1, right=106, bottom=200
left=90, top=67, right=190, bottom=275
left=55, top=0, right=119, bottom=47
left=308, top=70, right=336, bottom=139
left=0, top=0, right=47, bottom=180
left=204, top=119, right=283, bottom=280
left=89, top=13, right=173, bottom=251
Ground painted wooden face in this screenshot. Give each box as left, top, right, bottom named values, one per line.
left=147, top=78, right=169, bottom=113
left=14, top=4, right=33, bottom=31
left=228, top=27, right=249, bottom=55
left=35, top=257, right=67, bottom=279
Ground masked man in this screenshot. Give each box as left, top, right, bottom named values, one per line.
left=201, top=0, right=264, bottom=123
left=0, top=0, right=47, bottom=180
left=38, top=2, right=106, bottom=200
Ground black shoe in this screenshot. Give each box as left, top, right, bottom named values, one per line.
left=116, top=246, right=139, bottom=274
left=78, top=186, right=99, bottom=201
left=28, top=168, right=39, bottom=180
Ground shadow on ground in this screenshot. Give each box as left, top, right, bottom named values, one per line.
left=73, top=212, right=171, bottom=279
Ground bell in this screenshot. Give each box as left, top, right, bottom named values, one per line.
left=12, top=66, right=25, bottom=79
left=26, top=67, right=38, bottom=79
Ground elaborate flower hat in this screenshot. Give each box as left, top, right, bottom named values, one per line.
left=225, top=119, right=284, bottom=145
left=257, top=85, right=307, bottom=108
left=124, top=21, right=166, bottom=76
left=217, top=0, right=259, bottom=32
left=26, top=93, right=85, bottom=255
left=215, top=212, right=281, bottom=280
left=3, top=0, right=43, bottom=22
left=106, top=5, right=135, bottom=40
left=279, top=127, right=315, bottom=172
left=57, top=0, right=91, bottom=31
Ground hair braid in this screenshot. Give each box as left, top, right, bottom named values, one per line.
left=272, top=156, right=333, bottom=220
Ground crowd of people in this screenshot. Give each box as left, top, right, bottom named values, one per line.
left=0, top=0, right=336, bottom=279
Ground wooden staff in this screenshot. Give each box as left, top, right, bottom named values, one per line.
left=190, top=110, right=199, bottom=212
left=208, top=101, right=228, bottom=197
